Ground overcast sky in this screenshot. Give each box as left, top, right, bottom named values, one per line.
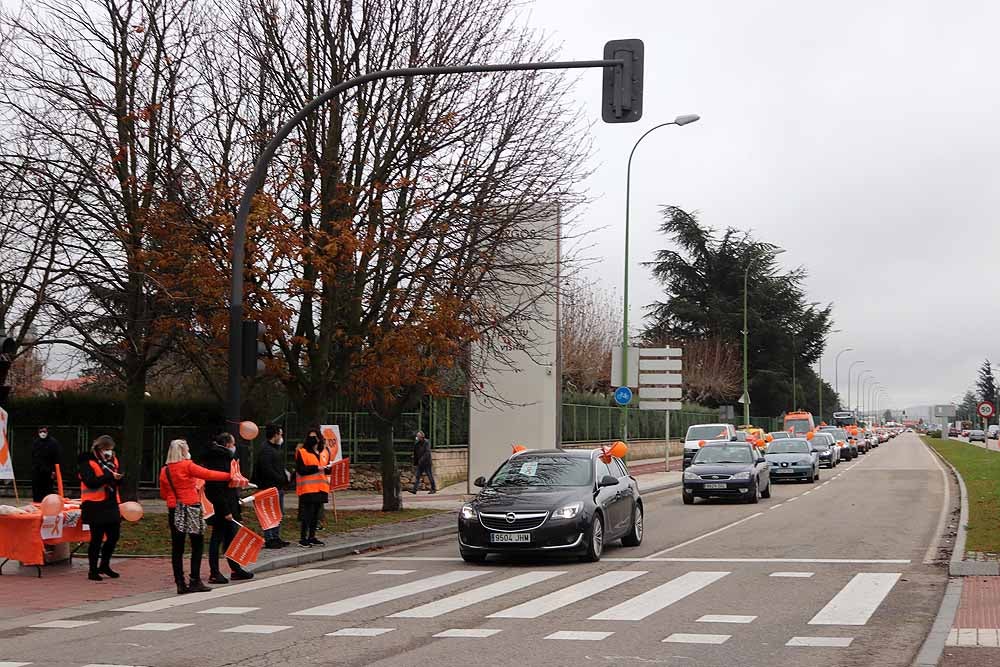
left=526, top=0, right=1000, bottom=411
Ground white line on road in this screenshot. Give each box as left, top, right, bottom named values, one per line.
left=123, top=623, right=192, bottom=632
left=787, top=636, right=853, bottom=647
left=786, top=496, right=799, bottom=502
left=354, top=556, right=462, bottom=561
left=0, top=663, right=32, bottom=667
left=769, top=504, right=784, bottom=510
left=115, top=569, right=334, bottom=613
left=545, top=631, right=613, bottom=641
left=198, top=607, right=259, bottom=615
left=326, top=628, right=394, bottom=637
left=770, top=572, right=815, bottom=578
left=808, top=573, right=902, bottom=625
left=604, top=558, right=909, bottom=564
left=697, top=615, right=756, bottom=624
left=488, top=571, right=646, bottom=619
left=29, top=620, right=99, bottom=629
left=924, top=439, right=953, bottom=564
left=663, top=633, right=730, bottom=644
left=803, top=490, right=812, bottom=495
left=589, top=571, right=729, bottom=621
left=434, top=629, right=503, bottom=638
left=371, top=570, right=415, bottom=575
left=221, top=625, right=291, bottom=634
left=291, top=570, right=488, bottom=617
left=643, top=513, right=763, bottom=558
left=390, top=570, right=565, bottom=618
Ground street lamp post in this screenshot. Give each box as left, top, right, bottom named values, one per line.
left=856, top=370, right=871, bottom=415
left=867, top=382, right=879, bottom=423
left=620, top=114, right=700, bottom=441
left=742, top=247, right=786, bottom=424
left=834, top=347, right=853, bottom=409
left=847, top=360, right=865, bottom=412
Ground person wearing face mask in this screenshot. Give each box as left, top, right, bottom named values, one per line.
left=202, top=432, right=254, bottom=583
left=253, top=424, right=291, bottom=549
left=31, top=426, right=60, bottom=502
left=295, top=427, right=331, bottom=547
left=410, top=431, right=436, bottom=495
left=78, top=435, right=123, bottom=581
left=159, top=439, right=232, bottom=594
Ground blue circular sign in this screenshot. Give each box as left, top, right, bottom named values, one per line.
left=614, top=386, right=633, bottom=406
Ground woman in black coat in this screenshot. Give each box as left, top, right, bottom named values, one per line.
left=202, top=432, right=253, bottom=583
left=78, top=435, right=123, bottom=581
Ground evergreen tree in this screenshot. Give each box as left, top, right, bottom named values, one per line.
left=976, top=359, right=998, bottom=425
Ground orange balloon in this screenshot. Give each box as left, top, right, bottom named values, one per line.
left=806, top=431, right=814, bottom=440
left=512, top=444, right=526, bottom=454
left=120, top=501, right=144, bottom=522
left=239, top=421, right=259, bottom=440
left=698, top=440, right=706, bottom=447
left=41, top=494, right=63, bottom=516
left=765, top=434, right=774, bottom=443
left=608, top=441, right=628, bottom=459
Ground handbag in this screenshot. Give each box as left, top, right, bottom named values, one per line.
left=164, top=465, right=206, bottom=535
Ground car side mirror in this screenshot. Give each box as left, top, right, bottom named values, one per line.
left=731, top=435, right=739, bottom=442
left=599, top=475, right=619, bottom=487
left=474, top=476, right=486, bottom=488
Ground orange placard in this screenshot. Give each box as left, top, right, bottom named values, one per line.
left=329, top=458, right=350, bottom=492
left=252, top=487, right=282, bottom=530
left=225, top=523, right=264, bottom=566
left=196, top=479, right=215, bottom=520
left=229, top=459, right=250, bottom=488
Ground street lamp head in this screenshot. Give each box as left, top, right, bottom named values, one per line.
left=674, top=114, right=700, bottom=126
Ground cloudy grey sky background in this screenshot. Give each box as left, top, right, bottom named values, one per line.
left=527, top=0, right=1000, bottom=411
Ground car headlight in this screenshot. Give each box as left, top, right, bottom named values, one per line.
left=460, top=504, right=477, bottom=520
left=683, top=471, right=701, bottom=480
left=732, top=471, right=751, bottom=480
left=552, top=502, right=582, bottom=519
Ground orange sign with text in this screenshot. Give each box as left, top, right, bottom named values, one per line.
left=225, top=524, right=264, bottom=566
left=329, top=458, right=350, bottom=492
left=252, top=487, right=282, bottom=531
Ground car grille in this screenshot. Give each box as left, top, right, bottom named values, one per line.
left=479, top=511, right=548, bottom=532
left=699, top=474, right=732, bottom=480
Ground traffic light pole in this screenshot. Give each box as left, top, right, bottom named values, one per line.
left=225, top=57, right=629, bottom=436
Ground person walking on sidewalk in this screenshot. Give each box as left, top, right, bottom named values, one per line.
left=410, top=431, right=436, bottom=495
left=160, top=439, right=232, bottom=595
left=202, top=432, right=254, bottom=584
left=254, top=424, right=290, bottom=549
left=31, top=426, right=60, bottom=502
left=295, top=427, right=331, bottom=548
left=78, top=435, right=123, bottom=582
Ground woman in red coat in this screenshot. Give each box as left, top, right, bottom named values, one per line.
left=160, top=439, right=231, bottom=594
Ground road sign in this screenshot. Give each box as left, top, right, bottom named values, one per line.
left=977, top=401, right=995, bottom=418
left=614, top=386, right=633, bottom=406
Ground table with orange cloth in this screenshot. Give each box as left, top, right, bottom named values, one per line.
left=0, top=509, right=90, bottom=567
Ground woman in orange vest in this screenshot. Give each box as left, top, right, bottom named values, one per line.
left=295, top=427, right=331, bottom=548
left=78, top=435, right=123, bottom=581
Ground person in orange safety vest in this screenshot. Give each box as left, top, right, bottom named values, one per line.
left=78, top=435, right=123, bottom=581
left=295, top=426, right=331, bottom=548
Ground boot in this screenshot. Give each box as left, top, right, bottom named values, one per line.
left=188, top=578, right=212, bottom=593
left=98, top=564, right=120, bottom=579
left=88, top=570, right=103, bottom=582
left=208, top=572, right=229, bottom=584
left=230, top=569, right=254, bottom=581
left=176, top=580, right=190, bottom=595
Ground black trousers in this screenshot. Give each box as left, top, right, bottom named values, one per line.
left=299, top=500, right=323, bottom=541
left=31, top=472, right=54, bottom=502
left=87, top=522, right=120, bottom=572
left=168, top=510, right=205, bottom=583
left=208, top=516, right=245, bottom=575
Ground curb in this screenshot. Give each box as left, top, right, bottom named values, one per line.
left=250, top=478, right=683, bottom=575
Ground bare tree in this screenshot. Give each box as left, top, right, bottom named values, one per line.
left=560, top=278, right=617, bottom=394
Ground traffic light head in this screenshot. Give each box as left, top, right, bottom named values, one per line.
left=602, top=39, right=644, bottom=123
left=240, top=320, right=268, bottom=378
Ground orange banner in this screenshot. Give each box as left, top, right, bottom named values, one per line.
left=195, top=479, right=215, bottom=520
left=329, top=458, right=350, bottom=492
left=225, top=524, right=264, bottom=566
left=252, top=487, right=282, bottom=530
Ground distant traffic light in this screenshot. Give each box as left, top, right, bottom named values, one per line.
left=240, top=320, right=267, bottom=378
left=602, top=39, right=644, bottom=123
left=0, top=336, right=17, bottom=408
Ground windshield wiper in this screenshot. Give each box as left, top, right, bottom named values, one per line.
left=715, top=460, right=749, bottom=464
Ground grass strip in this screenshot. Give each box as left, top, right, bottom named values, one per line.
left=924, top=436, right=1000, bottom=554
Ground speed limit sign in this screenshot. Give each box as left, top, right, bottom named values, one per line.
left=978, top=401, right=995, bottom=419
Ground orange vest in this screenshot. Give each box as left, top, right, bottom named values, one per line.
left=81, top=456, right=121, bottom=503
left=296, top=449, right=330, bottom=496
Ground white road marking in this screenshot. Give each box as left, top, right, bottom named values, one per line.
left=221, top=625, right=291, bottom=634
left=326, top=628, right=394, bottom=637
left=0, top=663, right=32, bottom=667
left=590, top=571, right=729, bottom=621
left=198, top=607, right=259, bottom=615
left=787, top=636, right=853, bottom=647
left=489, top=571, right=646, bottom=619
left=924, top=439, right=953, bottom=564
left=545, top=631, right=613, bottom=641
left=697, top=615, right=756, bottom=624
left=29, top=620, right=99, bottom=628
left=391, top=570, right=565, bottom=618
left=803, top=491, right=812, bottom=495
left=770, top=572, right=815, bottom=578
left=124, top=623, right=193, bottom=632
left=371, top=570, right=415, bottom=575
left=434, top=628, right=503, bottom=638
left=603, top=558, right=908, bottom=564
left=115, top=569, right=333, bottom=613
left=958, top=628, right=978, bottom=646
left=643, top=514, right=763, bottom=558
left=978, top=629, right=1000, bottom=647
left=82, top=664, right=148, bottom=667
left=769, top=504, right=784, bottom=510
left=663, top=633, right=730, bottom=644
left=291, top=570, right=488, bottom=617
left=786, top=496, right=799, bottom=502
left=945, top=629, right=958, bottom=646
left=353, top=556, right=462, bottom=561
left=809, top=573, right=902, bottom=625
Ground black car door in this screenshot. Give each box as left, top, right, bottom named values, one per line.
left=594, top=458, right=625, bottom=534
left=613, top=458, right=636, bottom=529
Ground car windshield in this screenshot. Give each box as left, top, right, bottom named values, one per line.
left=687, top=425, right=731, bottom=441
left=823, top=428, right=848, bottom=440
left=693, top=445, right=752, bottom=465
left=767, top=440, right=811, bottom=454
left=785, top=419, right=812, bottom=434
left=811, top=438, right=832, bottom=450
left=971, top=430, right=984, bottom=436
left=768, top=432, right=791, bottom=439
left=488, top=455, right=592, bottom=487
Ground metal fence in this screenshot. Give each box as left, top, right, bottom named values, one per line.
left=561, top=404, right=780, bottom=442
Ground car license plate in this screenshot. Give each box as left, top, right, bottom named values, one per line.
left=491, top=532, right=531, bottom=543
left=703, top=483, right=727, bottom=489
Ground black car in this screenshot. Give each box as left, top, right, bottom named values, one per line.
left=458, top=449, right=643, bottom=563
left=682, top=442, right=771, bottom=505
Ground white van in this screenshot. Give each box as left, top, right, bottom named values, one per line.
left=683, top=423, right=738, bottom=468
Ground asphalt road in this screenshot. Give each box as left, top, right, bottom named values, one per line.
left=0, top=433, right=953, bottom=667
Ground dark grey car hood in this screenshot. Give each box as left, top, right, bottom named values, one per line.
left=471, top=486, right=587, bottom=512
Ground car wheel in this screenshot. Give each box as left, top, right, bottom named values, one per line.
left=584, top=514, right=604, bottom=562
left=682, top=489, right=695, bottom=505
left=747, top=479, right=760, bottom=504
left=460, top=548, right=487, bottom=564
left=814, top=468, right=820, bottom=482
left=621, top=504, right=643, bottom=547
left=760, top=479, right=771, bottom=499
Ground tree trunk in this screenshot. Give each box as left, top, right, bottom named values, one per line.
left=121, top=369, right=146, bottom=501
left=376, top=419, right=402, bottom=512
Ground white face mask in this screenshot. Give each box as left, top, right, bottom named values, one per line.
left=102, top=450, right=114, bottom=460
left=276, top=436, right=284, bottom=446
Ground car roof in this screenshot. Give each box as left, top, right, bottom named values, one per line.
left=701, top=441, right=751, bottom=449
left=512, top=449, right=598, bottom=459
